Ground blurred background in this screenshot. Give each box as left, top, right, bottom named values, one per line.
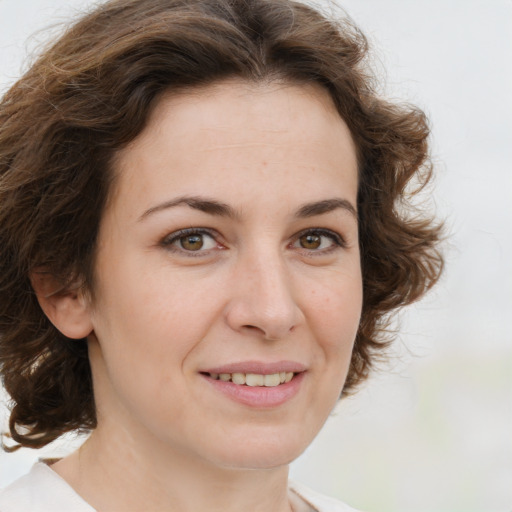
left=0, top=1, right=510, bottom=511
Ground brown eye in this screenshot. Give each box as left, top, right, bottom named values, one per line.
left=180, top=234, right=204, bottom=251
left=163, top=229, right=218, bottom=253
left=292, top=229, right=344, bottom=253
left=299, top=233, right=322, bottom=250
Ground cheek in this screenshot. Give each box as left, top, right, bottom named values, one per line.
left=91, top=266, right=223, bottom=376
left=301, top=274, right=362, bottom=426
left=310, top=271, right=362, bottom=341
left=305, top=274, right=362, bottom=387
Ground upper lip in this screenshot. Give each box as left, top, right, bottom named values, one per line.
left=201, top=360, right=307, bottom=375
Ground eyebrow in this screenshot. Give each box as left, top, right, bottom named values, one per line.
left=138, top=196, right=238, bottom=221
left=295, top=198, right=357, bottom=219
left=138, top=195, right=357, bottom=222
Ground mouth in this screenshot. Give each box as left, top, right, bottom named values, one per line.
left=199, top=362, right=306, bottom=407
left=201, top=369, right=304, bottom=408
left=203, top=371, right=296, bottom=387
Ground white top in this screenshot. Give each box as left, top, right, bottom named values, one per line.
left=0, top=463, right=360, bottom=512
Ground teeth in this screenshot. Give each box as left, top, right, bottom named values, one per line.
left=246, top=373, right=264, bottom=386
left=208, top=371, right=296, bottom=386
left=231, top=373, right=246, bottom=385
left=264, top=374, right=281, bottom=387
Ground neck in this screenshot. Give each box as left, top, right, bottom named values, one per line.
left=53, top=425, right=293, bottom=512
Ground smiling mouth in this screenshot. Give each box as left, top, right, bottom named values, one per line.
left=203, top=372, right=296, bottom=387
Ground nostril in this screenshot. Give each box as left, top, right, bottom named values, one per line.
left=242, top=324, right=279, bottom=339
left=242, top=324, right=264, bottom=334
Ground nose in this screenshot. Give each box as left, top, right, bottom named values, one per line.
left=224, top=250, right=305, bottom=341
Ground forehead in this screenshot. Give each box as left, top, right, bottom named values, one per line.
left=109, top=79, right=358, bottom=217
left=148, top=79, right=354, bottom=148
left=117, top=78, right=356, bottom=155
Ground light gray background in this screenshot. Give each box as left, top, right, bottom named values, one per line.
left=0, top=1, right=511, bottom=511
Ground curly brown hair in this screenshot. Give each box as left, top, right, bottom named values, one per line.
left=0, top=0, right=442, bottom=450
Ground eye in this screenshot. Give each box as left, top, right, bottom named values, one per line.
left=162, top=228, right=220, bottom=253
left=292, top=229, right=345, bottom=252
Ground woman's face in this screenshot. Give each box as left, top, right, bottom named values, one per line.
left=87, top=80, right=362, bottom=470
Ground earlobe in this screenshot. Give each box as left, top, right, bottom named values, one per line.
left=30, top=271, right=94, bottom=340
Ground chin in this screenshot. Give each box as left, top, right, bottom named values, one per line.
left=205, top=427, right=312, bottom=471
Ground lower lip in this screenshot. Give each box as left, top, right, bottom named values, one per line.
left=202, top=372, right=305, bottom=408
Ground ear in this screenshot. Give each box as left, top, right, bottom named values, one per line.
left=30, top=271, right=94, bottom=340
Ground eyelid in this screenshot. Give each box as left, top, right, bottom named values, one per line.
left=161, top=227, right=223, bottom=254
left=291, top=228, right=347, bottom=252
left=160, top=226, right=347, bottom=256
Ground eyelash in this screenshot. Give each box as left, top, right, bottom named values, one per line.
left=160, top=227, right=346, bottom=256
left=161, top=228, right=221, bottom=256
left=291, top=228, right=347, bottom=254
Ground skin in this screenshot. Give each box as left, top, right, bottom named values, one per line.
left=45, top=79, right=362, bottom=512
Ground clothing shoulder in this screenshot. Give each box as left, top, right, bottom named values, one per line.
left=0, top=463, right=95, bottom=512
left=0, top=467, right=361, bottom=512
left=289, top=480, right=362, bottom=512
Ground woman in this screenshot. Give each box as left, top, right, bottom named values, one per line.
left=0, top=0, right=443, bottom=510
